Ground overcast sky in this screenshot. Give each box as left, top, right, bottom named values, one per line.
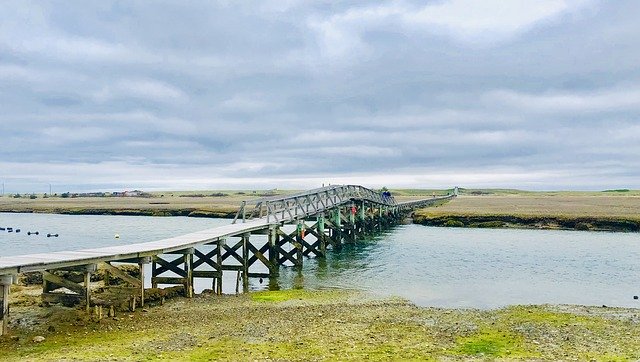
left=1, top=0, right=639, bottom=193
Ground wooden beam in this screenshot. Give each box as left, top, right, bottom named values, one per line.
left=42, top=271, right=86, bottom=295
left=101, top=262, right=141, bottom=287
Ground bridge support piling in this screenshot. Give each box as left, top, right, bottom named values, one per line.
left=184, top=249, right=194, bottom=298
left=216, top=238, right=224, bottom=295
left=295, top=221, right=304, bottom=268
left=83, top=265, right=94, bottom=311
left=0, top=275, right=11, bottom=336
left=317, top=216, right=326, bottom=256
left=138, top=257, right=151, bottom=307
left=242, top=233, right=250, bottom=292
left=333, top=208, right=342, bottom=248
left=268, top=229, right=280, bottom=277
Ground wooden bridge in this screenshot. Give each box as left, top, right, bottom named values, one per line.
left=0, top=185, right=456, bottom=335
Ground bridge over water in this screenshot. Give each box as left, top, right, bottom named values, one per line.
left=0, top=185, right=456, bottom=335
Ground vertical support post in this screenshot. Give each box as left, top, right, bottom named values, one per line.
left=360, top=201, right=366, bottom=234
left=84, top=264, right=97, bottom=312
left=242, top=233, right=250, bottom=292
left=268, top=227, right=280, bottom=276
left=295, top=221, right=304, bottom=267
left=0, top=275, right=11, bottom=336
left=317, top=215, right=326, bottom=256
left=138, top=257, right=151, bottom=307
left=182, top=248, right=194, bottom=298
left=216, top=239, right=224, bottom=295
left=333, top=207, right=342, bottom=246
left=151, top=260, right=158, bottom=289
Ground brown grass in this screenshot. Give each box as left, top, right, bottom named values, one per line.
left=420, top=194, right=640, bottom=220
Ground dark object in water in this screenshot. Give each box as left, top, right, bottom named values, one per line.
left=28, top=231, right=39, bottom=235
left=634, top=295, right=639, bottom=300
left=16, top=229, right=20, bottom=233
left=7, top=227, right=13, bottom=232
left=47, top=233, right=59, bottom=238
left=0, top=227, right=5, bottom=231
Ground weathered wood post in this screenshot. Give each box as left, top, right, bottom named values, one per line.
left=216, top=238, right=224, bottom=295
left=268, top=227, right=280, bottom=276
left=0, top=274, right=11, bottom=336
left=333, top=207, right=342, bottom=248
left=359, top=201, right=366, bottom=235
left=183, top=248, right=194, bottom=298
left=151, top=259, right=158, bottom=289
left=317, top=215, right=326, bottom=256
left=138, top=257, right=151, bottom=307
left=295, top=221, right=304, bottom=267
left=242, top=233, right=250, bottom=292
left=348, top=202, right=356, bottom=241
left=84, top=264, right=97, bottom=312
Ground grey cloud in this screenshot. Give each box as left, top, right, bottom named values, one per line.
left=0, top=0, right=639, bottom=192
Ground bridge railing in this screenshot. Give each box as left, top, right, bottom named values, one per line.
left=396, top=194, right=456, bottom=210
left=232, top=185, right=397, bottom=224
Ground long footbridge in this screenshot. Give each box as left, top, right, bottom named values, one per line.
left=0, top=185, right=456, bottom=335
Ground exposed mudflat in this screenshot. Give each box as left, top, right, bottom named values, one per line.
left=2, top=289, right=640, bottom=361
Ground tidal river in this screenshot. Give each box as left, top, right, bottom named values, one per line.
left=1, top=212, right=639, bottom=309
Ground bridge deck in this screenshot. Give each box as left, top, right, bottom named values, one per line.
left=0, top=218, right=270, bottom=275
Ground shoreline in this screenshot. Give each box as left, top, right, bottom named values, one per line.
left=2, top=207, right=639, bottom=232
left=2, top=288, right=639, bottom=361
left=412, top=213, right=640, bottom=232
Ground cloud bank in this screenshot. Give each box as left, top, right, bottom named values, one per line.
left=1, top=0, right=638, bottom=192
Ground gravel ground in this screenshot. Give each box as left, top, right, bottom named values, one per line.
left=2, top=288, right=640, bottom=361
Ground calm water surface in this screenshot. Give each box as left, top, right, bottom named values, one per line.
left=1, top=213, right=639, bottom=309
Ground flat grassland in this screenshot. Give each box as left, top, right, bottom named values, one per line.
left=412, top=189, right=640, bottom=231
left=2, top=289, right=640, bottom=361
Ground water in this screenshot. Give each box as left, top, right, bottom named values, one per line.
left=1, top=213, right=639, bottom=309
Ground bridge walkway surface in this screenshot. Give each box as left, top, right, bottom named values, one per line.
left=0, top=185, right=456, bottom=335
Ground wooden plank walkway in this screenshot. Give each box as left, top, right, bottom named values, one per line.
left=0, top=218, right=270, bottom=276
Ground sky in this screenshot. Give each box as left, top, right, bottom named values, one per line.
left=1, top=0, right=639, bottom=193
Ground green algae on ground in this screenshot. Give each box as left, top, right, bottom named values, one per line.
left=3, top=291, right=640, bottom=361
left=250, top=288, right=344, bottom=303
left=454, top=328, right=536, bottom=358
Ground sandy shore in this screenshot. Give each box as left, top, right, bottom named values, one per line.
left=1, top=288, right=640, bottom=361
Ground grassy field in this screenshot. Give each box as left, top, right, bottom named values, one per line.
left=2, top=288, right=640, bottom=361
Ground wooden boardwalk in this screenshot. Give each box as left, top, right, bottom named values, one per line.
left=0, top=185, right=456, bottom=335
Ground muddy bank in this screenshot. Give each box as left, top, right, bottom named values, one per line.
left=413, top=213, right=640, bottom=232
left=3, top=205, right=638, bottom=232
left=0, top=207, right=237, bottom=219
left=2, top=289, right=640, bottom=361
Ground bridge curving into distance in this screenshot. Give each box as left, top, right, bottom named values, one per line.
left=0, top=185, right=456, bottom=335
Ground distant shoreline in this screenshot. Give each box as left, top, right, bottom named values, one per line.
left=0, top=207, right=238, bottom=219
left=2, top=189, right=639, bottom=232
left=2, top=207, right=639, bottom=232
left=412, top=213, right=640, bottom=232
